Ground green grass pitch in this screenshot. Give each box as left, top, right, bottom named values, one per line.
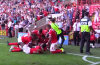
left=0, top=37, right=100, bottom=65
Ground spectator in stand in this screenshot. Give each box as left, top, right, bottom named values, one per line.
left=17, top=13, right=21, bottom=22
left=82, top=6, right=86, bottom=18
left=14, top=22, right=19, bottom=37
left=8, top=19, right=13, bottom=38
left=57, top=19, right=63, bottom=29
left=75, top=7, right=80, bottom=19
left=19, top=20, right=24, bottom=32
left=95, top=26, right=100, bottom=34
left=1, top=20, right=5, bottom=30
left=94, top=8, right=100, bottom=22
left=67, top=9, right=74, bottom=28
left=51, top=6, right=55, bottom=14
left=85, top=4, right=89, bottom=16
left=25, top=22, right=31, bottom=32
left=54, top=4, right=59, bottom=13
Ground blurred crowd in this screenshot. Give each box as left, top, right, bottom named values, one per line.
left=0, top=0, right=92, bottom=38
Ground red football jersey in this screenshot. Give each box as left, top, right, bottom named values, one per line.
left=42, top=30, right=47, bottom=35
left=32, top=30, right=38, bottom=36
left=21, top=33, right=32, bottom=44
left=32, top=30, right=44, bottom=37
left=39, top=37, right=49, bottom=44
left=48, top=29, right=57, bottom=43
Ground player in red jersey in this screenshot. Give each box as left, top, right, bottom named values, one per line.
left=9, top=42, right=43, bottom=54
left=46, top=24, right=65, bottom=53
left=38, top=35, right=49, bottom=51
left=32, top=29, right=44, bottom=37
left=7, top=31, right=38, bottom=52
left=8, top=34, right=40, bottom=52
left=7, top=30, right=35, bottom=46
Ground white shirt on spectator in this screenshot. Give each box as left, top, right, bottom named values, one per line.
left=15, top=25, right=19, bottom=29
left=95, top=11, right=99, bottom=17
left=73, top=22, right=80, bottom=31
left=19, top=21, right=24, bottom=28
left=57, top=22, right=63, bottom=28
left=27, top=16, right=32, bottom=23
left=86, top=6, right=89, bottom=12
left=26, top=24, right=31, bottom=30
left=95, top=30, right=100, bottom=33
left=8, top=21, right=12, bottom=28
left=31, top=5, right=35, bottom=8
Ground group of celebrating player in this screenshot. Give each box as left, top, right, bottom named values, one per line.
left=7, top=22, right=65, bottom=54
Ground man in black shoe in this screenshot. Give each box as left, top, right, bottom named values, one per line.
left=73, top=19, right=80, bottom=46
left=50, top=18, right=65, bottom=48
left=80, top=12, right=96, bottom=55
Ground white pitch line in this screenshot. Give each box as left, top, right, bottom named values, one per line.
left=67, top=53, right=100, bottom=59
left=82, top=56, right=96, bottom=64
left=67, top=53, right=100, bottom=65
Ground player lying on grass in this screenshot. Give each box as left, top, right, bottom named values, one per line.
left=8, top=34, right=44, bottom=54
left=7, top=30, right=39, bottom=52
left=9, top=41, right=43, bottom=54
left=46, top=24, right=65, bottom=54
left=8, top=33, right=39, bottom=52
left=8, top=35, right=49, bottom=52
left=7, top=31, right=49, bottom=52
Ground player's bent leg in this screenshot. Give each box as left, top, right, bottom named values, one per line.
left=50, top=49, right=62, bottom=54
left=50, top=42, right=65, bottom=54
left=40, top=43, right=47, bottom=51
left=11, top=49, right=22, bottom=52
left=9, top=46, right=22, bottom=52
left=7, top=40, right=18, bottom=46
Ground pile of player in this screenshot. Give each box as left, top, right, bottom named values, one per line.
left=7, top=24, right=65, bottom=54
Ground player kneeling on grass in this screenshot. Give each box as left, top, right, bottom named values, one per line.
left=38, top=35, right=49, bottom=51
left=46, top=24, right=65, bottom=54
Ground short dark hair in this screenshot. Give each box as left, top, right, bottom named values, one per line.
left=41, top=35, right=45, bottom=38
left=31, top=33, right=37, bottom=39
left=39, top=29, right=43, bottom=33
left=51, top=18, right=55, bottom=23
left=84, top=12, right=89, bottom=16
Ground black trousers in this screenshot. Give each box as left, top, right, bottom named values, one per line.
left=57, top=32, right=65, bottom=47
left=80, top=32, right=90, bottom=52
left=90, top=41, right=95, bottom=46
left=66, top=26, right=70, bottom=35
left=74, top=31, right=79, bottom=45
left=8, top=27, right=12, bottom=38
left=70, top=19, right=73, bottom=27
left=19, top=28, right=23, bottom=32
